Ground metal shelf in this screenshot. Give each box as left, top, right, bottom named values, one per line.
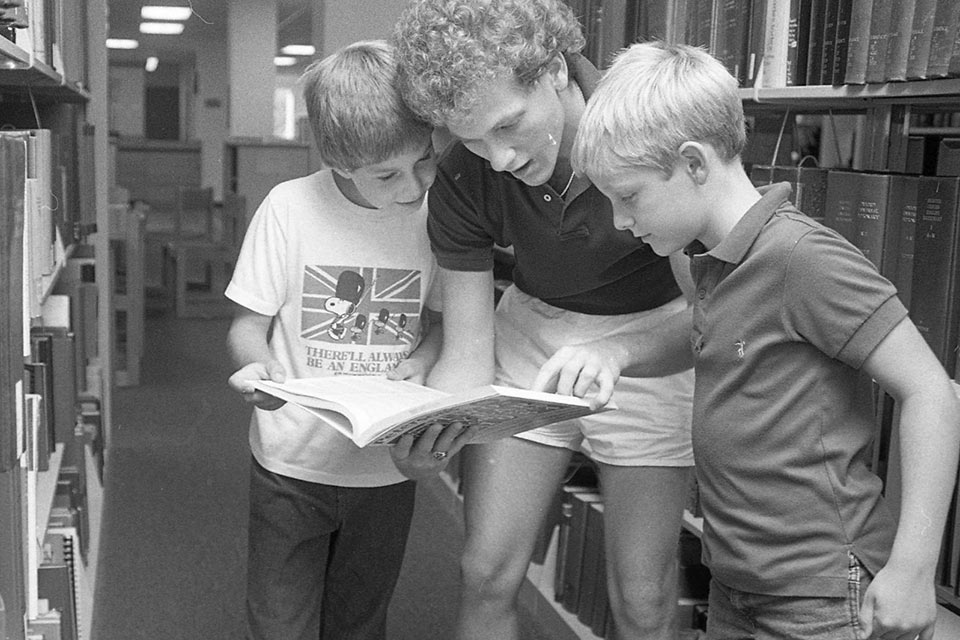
left=739, top=78, right=960, bottom=111
left=0, top=37, right=89, bottom=102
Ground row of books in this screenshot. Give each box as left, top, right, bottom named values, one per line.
left=674, top=0, right=960, bottom=87
left=751, top=157, right=960, bottom=380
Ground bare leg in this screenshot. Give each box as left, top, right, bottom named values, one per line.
left=599, top=464, right=692, bottom=640
left=455, top=438, right=574, bottom=640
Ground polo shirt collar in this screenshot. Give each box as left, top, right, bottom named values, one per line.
left=688, top=182, right=793, bottom=264
left=566, top=52, right=599, bottom=101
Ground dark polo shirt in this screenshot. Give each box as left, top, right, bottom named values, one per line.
left=426, top=53, right=680, bottom=315
left=688, top=183, right=908, bottom=597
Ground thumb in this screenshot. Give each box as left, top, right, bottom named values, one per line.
left=858, top=591, right=875, bottom=639
left=266, top=361, right=287, bottom=383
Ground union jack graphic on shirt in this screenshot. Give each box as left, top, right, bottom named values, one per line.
left=301, top=265, right=423, bottom=345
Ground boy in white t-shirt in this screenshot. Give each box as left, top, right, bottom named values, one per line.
left=225, top=40, right=472, bottom=640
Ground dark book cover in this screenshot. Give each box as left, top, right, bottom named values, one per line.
left=883, top=0, right=918, bottom=81
left=0, top=134, right=26, bottom=471
left=938, top=138, right=960, bottom=177
left=905, top=0, right=940, bottom=79
left=788, top=0, right=813, bottom=85
left=851, top=172, right=894, bottom=271
left=891, top=174, right=920, bottom=308
left=745, top=0, right=768, bottom=85
left=824, top=169, right=861, bottom=243
left=576, top=500, right=605, bottom=625
left=805, top=0, right=825, bottom=85
left=949, top=25, right=960, bottom=76
left=926, top=0, right=960, bottom=78
left=560, top=491, right=602, bottom=615
left=830, top=0, right=853, bottom=84
left=786, top=165, right=830, bottom=221
left=844, top=0, right=875, bottom=83
left=817, top=0, right=839, bottom=85
left=864, top=0, right=895, bottom=83
left=910, top=175, right=960, bottom=374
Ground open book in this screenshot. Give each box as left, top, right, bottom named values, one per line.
left=251, top=376, right=611, bottom=447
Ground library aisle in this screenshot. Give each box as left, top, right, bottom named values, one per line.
left=90, top=308, right=550, bottom=639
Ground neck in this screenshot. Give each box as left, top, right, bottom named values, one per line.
left=550, top=80, right=586, bottom=193
left=701, top=164, right=763, bottom=249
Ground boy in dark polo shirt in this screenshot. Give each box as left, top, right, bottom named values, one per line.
left=569, top=41, right=960, bottom=640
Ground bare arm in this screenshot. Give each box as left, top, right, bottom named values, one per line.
left=226, top=307, right=287, bottom=410
left=388, top=306, right=443, bottom=385
left=425, top=267, right=497, bottom=392
left=858, top=318, right=960, bottom=640
left=532, top=250, right=694, bottom=406
left=391, top=269, right=493, bottom=479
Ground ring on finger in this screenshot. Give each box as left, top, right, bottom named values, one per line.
left=432, top=450, right=448, bottom=461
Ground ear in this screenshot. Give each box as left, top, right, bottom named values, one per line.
left=542, top=53, right=570, bottom=91
left=677, top=141, right=709, bottom=185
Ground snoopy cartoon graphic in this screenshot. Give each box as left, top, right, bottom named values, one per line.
left=324, top=270, right=365, bottom=341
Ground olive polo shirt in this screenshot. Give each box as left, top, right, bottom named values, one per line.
left=688, top=182, right=908, bottom=597
left=426, top=53, right=680, bottom=315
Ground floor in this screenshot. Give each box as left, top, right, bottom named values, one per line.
left=90, top=308, right=550, bottom=639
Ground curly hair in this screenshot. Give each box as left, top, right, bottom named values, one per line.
left=392, top=0, right=585, bottom=126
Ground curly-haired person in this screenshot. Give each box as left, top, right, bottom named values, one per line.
left=393, top=1, right=697, bottom=639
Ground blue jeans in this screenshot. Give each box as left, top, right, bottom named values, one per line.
left=706, top=553, right=872, bottom=640
left=245, top=457, right=416, bottom=640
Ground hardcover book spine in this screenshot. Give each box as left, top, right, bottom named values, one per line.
left=843, top=0, right=875, bottom=84
left=926, top=0, right=960, bottom=78
left=864, top=0, right=894, bottom=83
left=817, top=0, right=839, bottom=85
left=830, top=0, right=853, bottom=84
left=891, top=174, right=919, bottom=309
left=852, top=173, right=893, bottom=273
left=805, top=0, right=824, bottom=85
left=883, top=0, right=918, bottom=81
left=904, top=0, right=939, bottom=79
left=760, top=0, right=791, bottom=87
left=910, top=175, right=960, bottom=373
left=824, top=169, right=861, bottom=244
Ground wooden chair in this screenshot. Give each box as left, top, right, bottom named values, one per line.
left=162, top=193, right=247, bottom=318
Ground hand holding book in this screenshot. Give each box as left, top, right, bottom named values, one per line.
left=251, top=376, right=614, bottom=448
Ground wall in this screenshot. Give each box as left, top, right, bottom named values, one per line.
left=320, top=0, right=409, bottom=55
left=108, top=65, right=145, bottom=137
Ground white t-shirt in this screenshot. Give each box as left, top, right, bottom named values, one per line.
left=226, top=169, right=439, bottom=487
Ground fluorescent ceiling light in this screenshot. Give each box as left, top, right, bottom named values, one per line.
left=280, top=44, right=315, bottom=56
left=145, top=56, right=159, bottom=72
left=106, top=38, right=139, bottom=50
left=140, top=21, right=185, bottom=35
left=274, top=56, right=297, bottom=67
left=141, top=6, right=192, bottom=21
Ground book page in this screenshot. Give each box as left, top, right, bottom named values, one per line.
left=253, top=377, right=449, bottom=439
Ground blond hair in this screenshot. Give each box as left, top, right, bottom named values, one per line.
left=573, top=41, right=746, bottom=180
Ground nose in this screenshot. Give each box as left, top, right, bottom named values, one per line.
left=612, top=206, right=635, bottom=232
left=399, top=165, right=435, bottom=202
left=487, top=144, right=517, bottom=173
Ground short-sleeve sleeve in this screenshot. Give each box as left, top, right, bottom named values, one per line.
left=225, top=194, right=289, bottom=317
left=781, top=227, right=907, bottom=369
left=426, top=149, right=496, bottom=272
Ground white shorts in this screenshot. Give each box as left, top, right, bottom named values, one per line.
left=494, top=285, right=694, bottom=467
